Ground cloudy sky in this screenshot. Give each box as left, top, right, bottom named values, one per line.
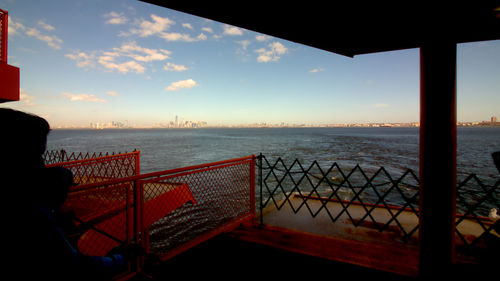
left=1, top=0, right=499, bottom=127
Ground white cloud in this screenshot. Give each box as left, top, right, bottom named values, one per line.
left=63, top=92, right=107, bottom=103
left=256, top=54, right=271, bottom=62
left=125, top=14, right=206, bottom=42
left=66, top=42, right=171, bottom=74
left=235, top=40, right=251, bottom=59
left=165, top=79, right=198, bottom=91
left=164, top=62, right=188, bottom=72
left=113, top=41, right=171, bottom=62
left=104, top=11, right=128, bottom=25
left=130, top=14, right=175, bottom=37
left=223, top=24, right=243, bottom=36
left=37, top=20, right=55, bottom=31
left=255, top=35, right=270, bottom=42
left=182, top=23, right=193, bottom=29
left=202, top=27, right=213, bottom=33
left=255, top=41, right=288, bottom=62
left=9, top=18, right=61, bottom=50
left=65, top=52, right=95, bottom=68
left=105, top=91, right=119, bottom=96
left=309, top=67, right=325, bottom=73
left=159, top=32, right=207, bottom=42
left=98, top=56, right=145, bottom=74
left=196, top=33, right=207, bottom=41
left=270, top=42, right=287, bottom=54
left=238, top=40, right=250, bottom=51
left=19, top=89, right=35, bottom=106
left=8, top=18, right=26, bottom=36
left=26, top=27, right=63, bottom=49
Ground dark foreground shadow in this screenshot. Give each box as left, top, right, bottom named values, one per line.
left=136, top=233, right=420, bottom=281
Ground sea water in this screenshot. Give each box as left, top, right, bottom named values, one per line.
left=46, top=127, right=500, bottom=250
left=47, top=127, right=500, bottom=181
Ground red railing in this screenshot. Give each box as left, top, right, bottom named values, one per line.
left=46, top=151, right=141, bottom=187
left=0, top=9, right=7, bottom=64
left=0, top=8, right=19, bottom=102
left=57, top=154, right=256, bottom=279
left=44, top=149, right=137, bottom=165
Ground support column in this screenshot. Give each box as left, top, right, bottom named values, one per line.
left=419, top=42, right=457, bottom=278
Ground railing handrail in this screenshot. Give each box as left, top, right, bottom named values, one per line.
left=143, top=158, right=254, bottom=183
left=46, top=150, right=140, bottom=168
left=67, top=155, right=255, bottom=192
left=295, top=193, right=494, bottom=221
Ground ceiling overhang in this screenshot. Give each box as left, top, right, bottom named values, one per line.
left=140, top=1, right=500, bottom=57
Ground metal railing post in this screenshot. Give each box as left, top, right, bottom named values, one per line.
left=134, top=150, right=141, bottom=175
left=61, top=149, right=67, bottom=162
left=132, top=178, right=144, bottom=274
left=258, top=153, right=263, bottom=225
left=0, top=9, right=8, bottom=64
left=250, top=155, right=256, bottom=224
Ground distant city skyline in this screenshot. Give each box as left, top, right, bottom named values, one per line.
left=53, top=115, right=499, bottom=129
left=0, top=0, right=499, bottom=127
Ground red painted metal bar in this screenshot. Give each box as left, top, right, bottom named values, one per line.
left=46, top=151, right=140, bottom=169
left=250, top=155, right=256, bottom=224
left=143, top=158, right=253, bottom=183
left=140, top=155, right=255, bottom=180
left=134, top=150, right=141, bottom=176
left=134, top=178, right=143, bottom=253
left=69, top=155, right=255, bottom=191
left=0, top=9, right=7, bottom=64
left=294, top=194, right=492, bottom=221
left=46, top=151, right=141, bottom=188
left=126, top=180, right=133, bottom=246
left=0, top=9, right=19, bottom=103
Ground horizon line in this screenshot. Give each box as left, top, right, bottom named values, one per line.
left=51, top=120, right=500, bottom=130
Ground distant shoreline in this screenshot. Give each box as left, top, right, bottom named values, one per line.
left=51, top=123, right=500, bottom=130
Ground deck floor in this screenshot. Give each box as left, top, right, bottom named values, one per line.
left=135, top=195, right=496, bottom=280
left=253, top=196, right=423, bottom=276
left=232, top=196, right=493, bottom=277
left=141, top=234, right=417, bottom=281
left=138, top=232, right=486, bottom=281
left=260, top=195, right=494, bottom=247
left=261, top=196, right=421, bottom=245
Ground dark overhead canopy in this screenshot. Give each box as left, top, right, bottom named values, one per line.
left=140, top=1, right=500, bottom=57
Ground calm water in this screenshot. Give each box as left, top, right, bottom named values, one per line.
left=46, top=127, right=500, bottom=181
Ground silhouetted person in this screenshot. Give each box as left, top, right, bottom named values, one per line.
left=493, top=151, right=500, bottom=174
left=491, top=151, right=500, bottom=235
left=0, top=108, right=136, bottom=280
left=476, top=152, right=500, bottom=268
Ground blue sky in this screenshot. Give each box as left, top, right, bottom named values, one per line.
left=1, top=0, right=499, bottom=127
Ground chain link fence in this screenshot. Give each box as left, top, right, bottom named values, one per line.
left=257, top=154, right=499, bottom=254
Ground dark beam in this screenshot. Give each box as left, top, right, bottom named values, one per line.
left=418, top=42, right=457, bottom=278
left=141, top=1, right=500, bottom=57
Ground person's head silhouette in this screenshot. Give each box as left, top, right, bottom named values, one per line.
left=0, top=108, right=77, bottom=210
left=1, top=108, right=50, bottom=166
left=1, top=108, right=51, bottom=199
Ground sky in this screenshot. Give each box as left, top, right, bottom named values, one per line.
left=1, top=0, right=499, bottom=127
